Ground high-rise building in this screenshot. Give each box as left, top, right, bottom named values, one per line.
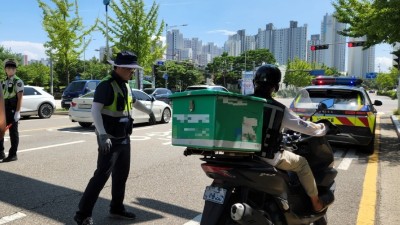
left=166, top=29, right=184, bottom=60
left=320, top=13, right=346, bottom=72
left=347, top=37, right=375, bottom=78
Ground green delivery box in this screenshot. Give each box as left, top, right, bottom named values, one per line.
left=170, top=90, right=266, bottom=152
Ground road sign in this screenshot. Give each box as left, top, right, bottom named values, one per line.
left=163, top=73, right=168, bottom=80
left=157, top=60, right=165, bottom=66
left=365, top=72, right=377, bottom=79
left=309, top=69, right=325, bottom=76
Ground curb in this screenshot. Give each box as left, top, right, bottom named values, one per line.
left=390, top=115, right=400, bottom=140
left=54, top=111, right=69, bottom=115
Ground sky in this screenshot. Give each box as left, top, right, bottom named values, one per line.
left=0, top=0, right=395, bottom=73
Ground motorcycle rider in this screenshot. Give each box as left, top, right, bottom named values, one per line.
left=253, top=64, right=333, bottom=213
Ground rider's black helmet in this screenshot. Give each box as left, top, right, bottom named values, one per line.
left=253, top=64, right=281, bottom=86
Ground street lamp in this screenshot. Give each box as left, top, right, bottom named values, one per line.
left=103, top=0, right=111, bottom=61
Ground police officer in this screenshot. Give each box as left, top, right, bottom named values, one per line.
left=0, top=59, right=24, bottom=162
left=253, top=64, right=333, bottom=213
left=74, top=51, right=156, bottom=225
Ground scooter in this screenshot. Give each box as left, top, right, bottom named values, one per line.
left=184, top=101, right=339, bottom=225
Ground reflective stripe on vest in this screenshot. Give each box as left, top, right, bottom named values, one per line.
left=101, top=78, right=132, bottom=117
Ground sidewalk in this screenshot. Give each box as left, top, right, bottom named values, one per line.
left=390, top=115, right=400, bottom=140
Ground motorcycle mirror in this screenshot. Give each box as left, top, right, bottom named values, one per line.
left=317, top=102, right=328, bottom=111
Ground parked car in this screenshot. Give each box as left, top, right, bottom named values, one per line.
left=289, top=76, right=382, bottom=154
left=61, top=80, right=100, bottom=109
left=185, top=85, right=229, bottom=92
left=21, top=86, right=56, bottom=119
left=69, top=89, right=172, bottom=127
left=143, top=88, right=173, bottom=104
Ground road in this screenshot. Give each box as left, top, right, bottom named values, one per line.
left=0, top=95, right=398, bottom=225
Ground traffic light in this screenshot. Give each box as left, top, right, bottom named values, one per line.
left=347, top=41, right=366, bottom=47
left=310, top=44, right=329, bottom=51
left=392, top=49, right=400, bottom=70
left=152, top=64, right=160, bottom=76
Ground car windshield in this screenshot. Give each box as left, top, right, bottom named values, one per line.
left=66, top=81, right=85, bottom=92
left=293, top=89, right=365, bottom=111
left=143, top=88, right=155, bottom=94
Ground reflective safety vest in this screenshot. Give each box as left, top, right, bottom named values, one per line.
left=2, top=75, right=21, bottom=100
left=101, top=76, right=133, bottom=138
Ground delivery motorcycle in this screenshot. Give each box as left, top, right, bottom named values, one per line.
left=184, top=100, right=339, bottom=225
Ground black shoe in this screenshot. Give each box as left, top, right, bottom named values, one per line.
left=0, top=152, right=5, bottom=160
left=74, top=214, right=94, bottom=225
left=2, top=155, right=17, bottom=162
left=109, top=210, right=136, bottom=220
left=313, top=192, right=335, bottom=214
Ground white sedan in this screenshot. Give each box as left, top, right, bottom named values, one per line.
left=68, top=89, right=172, bottom=128
left=21, top=86, right=56, bottom=119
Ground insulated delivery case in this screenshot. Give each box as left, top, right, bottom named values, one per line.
left=170, top=90, right=266, bottom=152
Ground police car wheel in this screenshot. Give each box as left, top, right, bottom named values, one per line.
left=365, top=136, right=375, bottom=155
left=161, top=108, right=171, bottom=123
left=38, top=103, right=53, bottom=119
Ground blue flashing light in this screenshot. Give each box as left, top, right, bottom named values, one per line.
left=311, top=76, right=363, bottom=86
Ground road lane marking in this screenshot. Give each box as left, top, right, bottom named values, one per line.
left=336, top=149, right=357, bottom=170
left=0, top=212, right=26, bottom=224
left=356, top=116, right=379, bottom=225
left=183, top=214, right=202, bottom=225
left=18, top=141, right=85, bottom=153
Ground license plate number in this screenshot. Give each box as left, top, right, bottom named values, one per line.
left=65, top=101, right=71, bottom=105
left=78, top=104, right=92, bottom=109
left=203, top=186, right=227, bottom=204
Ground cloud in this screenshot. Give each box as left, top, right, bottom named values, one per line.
left=207, top=29, right=236, bottom=36
left=375, top=56, right=393, bottom=72
left=0, top=41, right=46, bottom=60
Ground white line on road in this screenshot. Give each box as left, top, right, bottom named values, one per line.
left=0, top=212, right=26, bottom=224
left=336, top=149, right=357, bottom=170
left=18, top=141, right=86, bottom=153
left=183, top=214, right=202, bottom=225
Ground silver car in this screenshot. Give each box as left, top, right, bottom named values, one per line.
left=69, top=89, right=172, bottom=127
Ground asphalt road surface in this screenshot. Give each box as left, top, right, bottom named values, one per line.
left=0, top=95, right=398, bottom=225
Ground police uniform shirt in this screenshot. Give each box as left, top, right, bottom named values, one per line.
left=3, top=75, right=24, bottom=99
left=93, top=72, right=134, bottom=106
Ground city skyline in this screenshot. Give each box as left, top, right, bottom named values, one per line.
left=0, top=0, right=394, bottom=72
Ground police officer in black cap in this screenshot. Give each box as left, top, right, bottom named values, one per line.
left=74, top=51, right=156, bottom=225
left=0, top=59, right=24, bottom=162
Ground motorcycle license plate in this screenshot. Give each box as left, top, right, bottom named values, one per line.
left=203, top=186, right=227, bottom=204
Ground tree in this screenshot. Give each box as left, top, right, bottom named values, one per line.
left=99, top=0, right=164, bottom=75
left=284, top=58, right=313, bottom=87
left=156, top=61, right=204, bottom=90
left=333, top=0, right=400, bottom=47
left=38, top=0, right=97, bottom=85
left=17, top=63, right=50, bottom=86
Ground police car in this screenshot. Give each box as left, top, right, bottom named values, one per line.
left=290, top=76, right=382, bottom=154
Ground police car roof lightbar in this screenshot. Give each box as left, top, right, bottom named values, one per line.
left=311, top=76, right=363, bottom=86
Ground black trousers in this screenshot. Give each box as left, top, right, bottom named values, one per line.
left=77, top=142, right=131, bottom=217
left=0, top=110, right=19, bottom=156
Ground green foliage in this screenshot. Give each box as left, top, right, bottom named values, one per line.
left=80, top=57, right=110, bottom=80
left=333, top=0, right=400, bottom=47
left=0, top=46, right=19, bottom=66
left=375, top=68, right=398, bottom=91
left=17, top=63, right=50, bottom=86
left=284, top=58, right=313, bottom=87
left=206, top=49, right=276, bottom=86
left=99, top=0, right=164, bottom=75
left=38, top=0, right=97, bottom=85
left=155, top=61, right=204, bottom=90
